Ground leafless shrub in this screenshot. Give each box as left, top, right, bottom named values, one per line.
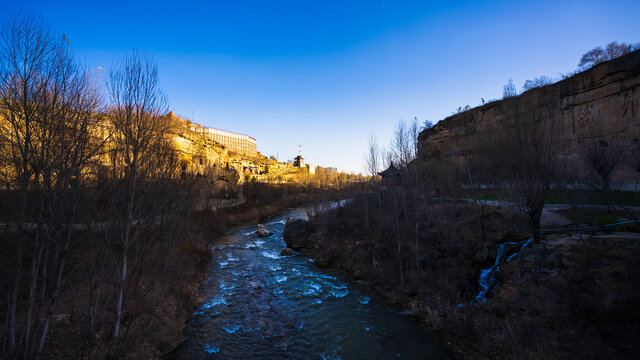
left=578, top=41, right=633, bottom=70
left=500, top=106, right=561, bottom=242
left=105, top=51, right=170, bottom=345
left=580, top=135, right=625, bottom=190
left=365, top=131, right=381, bottom=177
left=0, top=13, right=104, bottom=358
left=503, top=79, right=517, bottom=98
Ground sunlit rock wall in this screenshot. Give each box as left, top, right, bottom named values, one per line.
left=166, top=113, right=293, bottom=182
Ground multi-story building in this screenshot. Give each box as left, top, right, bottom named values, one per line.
left=192, top=125, right=257, bottom=158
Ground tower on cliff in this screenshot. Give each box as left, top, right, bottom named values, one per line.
left=294, top=144, right=305, bottom=167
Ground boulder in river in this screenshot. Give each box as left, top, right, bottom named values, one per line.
left=314, top=256, right=331, bottom=268
left=256, top=224, right=273, bottom=237
left=280, top=248, right=293, bottom=256
left=283, top=219, right=313, bottom=250
left=352, top=270, right=364, bottom=280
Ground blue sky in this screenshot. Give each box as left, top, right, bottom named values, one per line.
left=3, top=1, right=639, bottom=172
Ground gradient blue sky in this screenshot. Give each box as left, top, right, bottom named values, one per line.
left=3, top=1, right=639, bottom=172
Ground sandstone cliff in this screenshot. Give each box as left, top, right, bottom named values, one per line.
left=165, top=112, right=293, bottom=183
left=418, top=50, right=640, bottom=182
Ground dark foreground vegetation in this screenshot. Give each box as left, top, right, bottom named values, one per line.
left=1, top=176, right=341, bottom=359
left=285, top=185, right=640, bottom=359
left=2, top=9, right=638, bottom=359
left=460, top=188, right=640, bottom=207
left=295, top=70, right=640, bottom=358
left=0, top=14, right=350, bottom=359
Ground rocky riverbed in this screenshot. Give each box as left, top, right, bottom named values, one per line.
left=172, top=207, right=451, bottom=359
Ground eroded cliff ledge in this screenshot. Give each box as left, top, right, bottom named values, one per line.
left=418, top=50, right=640, bottom=182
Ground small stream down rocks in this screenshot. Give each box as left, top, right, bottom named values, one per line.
left=475, top=238, right=532, bottom=303
left=174, top=208, right=450, bottom=359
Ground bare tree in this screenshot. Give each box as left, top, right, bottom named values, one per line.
left=627, top=141, right=640, bottom=175
left=365, top=131, right=380, bottom=177
left=389, top=119, right=416, bottom=169
left=503, top=78, right=517, bottom=98
left=408, top=117, right=422, bottom=271
left=578, top=46, right=607, bottom=69
left=579, top=41, right=632, bottom=69
left=466, top=132, right=505, bottom=243
left=106, top=51, right=168, bottom=343
left=522, top=75, right=554, bottom=91
left=409, top=117, right=420, bottom=162
left=581, top=135, right=625, bottom=190
left=421, top=119, right=434, bottom=131
left=380, top=146, right=393, bottom=170
left=0, top=15, right=50, bottom=356
left=0, top=14, right=103, bottom=358
left=501, top=107, right=560, bottom=243
left=605, top=41, right=632, bottom=60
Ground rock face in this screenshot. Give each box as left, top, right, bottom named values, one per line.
left=418, top=50, right=640, bottom=182
left=165, top=112, right=294, bottom=184
left=280, top=248, right=293, bottom=256
left=283, top=219, right=313, bottom=250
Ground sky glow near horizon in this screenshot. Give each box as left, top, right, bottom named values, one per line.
left=3, top=1, right=639, bottom=173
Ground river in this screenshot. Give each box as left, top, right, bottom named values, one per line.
left=173, top=207, right=450, bottom=359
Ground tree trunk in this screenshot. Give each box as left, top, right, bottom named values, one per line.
left=37, top=242, right=69, bottom=356
left=23, top=240, right=44, bottom=358
left=531, top=207, right=542, bottom=243
left=392, top=191, right=404, bottom=286
left=113, top=159, right=138, bottom=341
left=112, top=251, right=127, bottom=341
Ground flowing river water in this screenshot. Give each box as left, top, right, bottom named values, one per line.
left=174, top=207, right=450, bottom=359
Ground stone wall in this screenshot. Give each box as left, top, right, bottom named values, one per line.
left=418, top=50, right=640, bottom=182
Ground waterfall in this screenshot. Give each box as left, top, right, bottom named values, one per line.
left=475, top=238, right=532, bottom=302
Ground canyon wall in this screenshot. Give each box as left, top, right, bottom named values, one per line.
left=418, top=50, right=640, bottom=182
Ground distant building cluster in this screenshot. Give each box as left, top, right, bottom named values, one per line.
left=192, top=125, right=257, bottom=157
left=294, top=155, right=316, bottom=175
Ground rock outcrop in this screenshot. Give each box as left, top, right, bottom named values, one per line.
left=418, top=50, right=640, bottom=182
left=165, top=112, right=293, bottom=183
left=283, top=219, right=313, bottom=250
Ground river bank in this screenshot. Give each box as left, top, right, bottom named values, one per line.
left=34, top=187, right=342, bottom=359
left=283, top=196, right=640, bottom=359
